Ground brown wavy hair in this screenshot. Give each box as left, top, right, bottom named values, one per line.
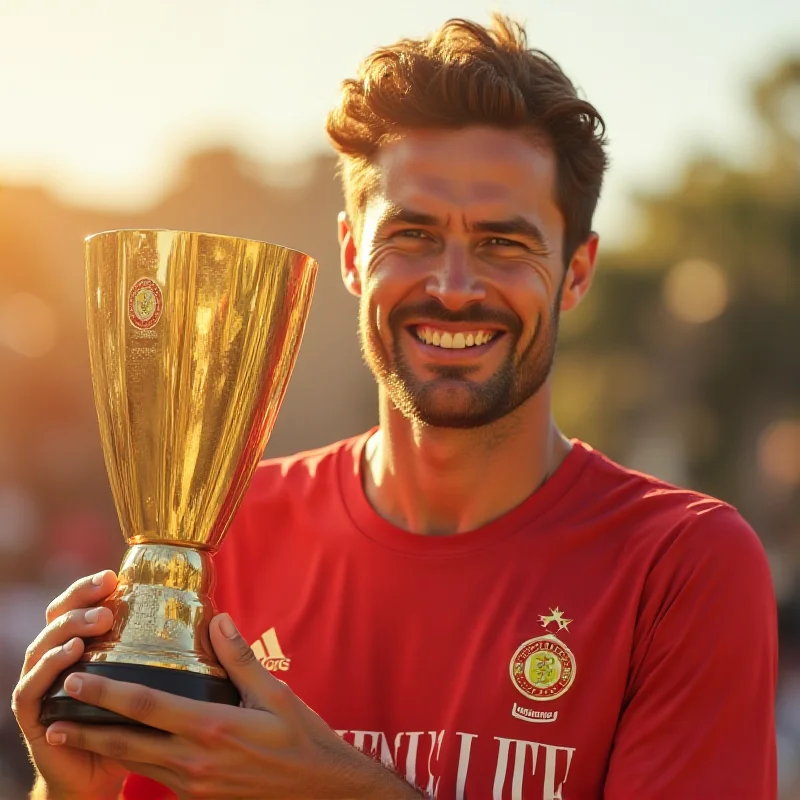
left=326, top=13, right=608, bottom=262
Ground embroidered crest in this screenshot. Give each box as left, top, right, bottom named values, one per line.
left=510, top=635, right=576, bottom=701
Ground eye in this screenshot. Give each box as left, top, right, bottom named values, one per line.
left=395, top=229, right=432, bottom=240
left=483, top=237, right=526, bottom=249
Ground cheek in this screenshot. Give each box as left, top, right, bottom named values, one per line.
left=498, top=271, right=550, bottom=326
left=359, top=281, right=398, bottom=356
left=496, top=282, right=557, bottom=360
left=361, top=278, right=385, bottom=339
left=362, top=261, right=416, bottom=336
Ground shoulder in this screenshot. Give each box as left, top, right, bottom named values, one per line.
left=580, top=450, right=779, bottom=713
left=239, top=429, right=371, bottom=511
left=577, top=440, right=766, bottom=566
left=584, top=445, right=773, bottom=636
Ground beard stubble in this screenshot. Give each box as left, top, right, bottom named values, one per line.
left=360, top=286, right=563, bottom=430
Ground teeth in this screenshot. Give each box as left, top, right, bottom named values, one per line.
left=415, top=327, right=496, bottom=349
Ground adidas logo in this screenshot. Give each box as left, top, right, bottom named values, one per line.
left=251, top=627, right=291, bottom=672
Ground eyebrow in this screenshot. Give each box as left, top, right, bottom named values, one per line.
left=376, top=203, right=447, bottom=229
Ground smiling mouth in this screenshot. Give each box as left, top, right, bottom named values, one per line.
left=411, top=325, right=502, bottom=350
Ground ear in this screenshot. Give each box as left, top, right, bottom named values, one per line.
left=338, top=211, right=362, bottom=298
left=560, top=232, right=599, bottom=312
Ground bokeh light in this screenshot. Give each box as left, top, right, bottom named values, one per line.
left=0, top=292, right=58, bottom=358
left=662, top=258, right=730, bottom=324
left=759, top=419, right=800, bottom=487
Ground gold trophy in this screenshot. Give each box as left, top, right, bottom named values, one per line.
left=40, top=229, right=317, bottom=725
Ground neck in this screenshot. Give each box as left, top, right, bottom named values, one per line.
left=363, top=382, right=572, bottom=536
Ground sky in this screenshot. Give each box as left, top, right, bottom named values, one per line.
left=1, top=0, right=798, bottom=246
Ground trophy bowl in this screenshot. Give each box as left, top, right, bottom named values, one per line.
left=40, top=229, right=317, bottom=726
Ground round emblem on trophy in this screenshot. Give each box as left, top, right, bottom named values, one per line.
left=128, top=278, right=163, bottom=329
left=510, top=635, right=576, bottom=701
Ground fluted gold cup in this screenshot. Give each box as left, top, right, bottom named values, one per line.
left=40, top=229, right=317, bottom=726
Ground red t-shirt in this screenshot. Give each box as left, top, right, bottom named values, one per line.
left=123, top=434, right=777, bottom=799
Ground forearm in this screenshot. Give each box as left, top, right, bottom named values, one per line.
left=29, top=774, right=122, bottom=800
left=29, top=775, right=62, bottom=800
left=356, top=770, right=427, bottom=799
left=29, top=774, right=47, bottom=800
left=339, top=749, right=427, bottom=799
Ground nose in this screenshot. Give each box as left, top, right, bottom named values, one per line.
left=425, top=245, right=486, bottom=311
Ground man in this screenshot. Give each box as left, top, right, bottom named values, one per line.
left=13, top=14, right=777, bottom=800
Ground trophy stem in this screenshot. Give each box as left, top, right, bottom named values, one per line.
left=85, top=543, right=224, bottom=674
left=40, top=543, right=241, bottom=726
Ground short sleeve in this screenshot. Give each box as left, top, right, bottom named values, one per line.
left=604, top=507, right=777, bottom=799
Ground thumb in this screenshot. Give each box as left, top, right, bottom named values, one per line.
left=209, top=613, right=283, bottom=709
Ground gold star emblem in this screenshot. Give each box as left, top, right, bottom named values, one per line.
left=538, top=607, right=573, bottom=632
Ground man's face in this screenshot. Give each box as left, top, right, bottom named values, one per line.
left=342, top=127, right=593, bottom=429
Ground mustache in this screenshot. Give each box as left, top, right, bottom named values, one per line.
left=389, top=301, right=521, bottom=336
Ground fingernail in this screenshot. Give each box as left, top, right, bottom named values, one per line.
left=64, top=675, right=83, bottom=696
left=46, top=730, right=66, bottom=746
left=219, top=615, right=239, bottom=639
left=92, top=571, right=107, bottom=586
left=84, top=608, right=100, bottom=623
left=62, top=638, right=76, bottom=653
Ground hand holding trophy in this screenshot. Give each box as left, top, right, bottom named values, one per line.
left=40, top=229, right=317, bottom=725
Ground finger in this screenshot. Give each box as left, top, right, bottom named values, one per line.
left=210, top=614, right=288, bottom=712
left=12, top=638, right=85, bottom=736
left=57, top=672, right=229, bottom=736
left=45, top=722, right=177, bottom=768
left=46, top=570, right=118, bottom=624
left=21, top=605, right=114, bottom=677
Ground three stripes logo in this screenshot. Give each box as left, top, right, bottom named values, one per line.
left=251, top=627, right=291, bottom=672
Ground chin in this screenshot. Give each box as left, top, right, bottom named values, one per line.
left=397, top=387, right=512, bottom=429
left=412, top=408, right=509, bottom=430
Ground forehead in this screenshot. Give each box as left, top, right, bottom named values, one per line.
left=371, top=127, right=559, bottom=219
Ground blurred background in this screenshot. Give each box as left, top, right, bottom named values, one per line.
left=0, top=0, right=798, bottom=796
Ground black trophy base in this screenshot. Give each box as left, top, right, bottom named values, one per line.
left=40, top=661, right=241, bottom=728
